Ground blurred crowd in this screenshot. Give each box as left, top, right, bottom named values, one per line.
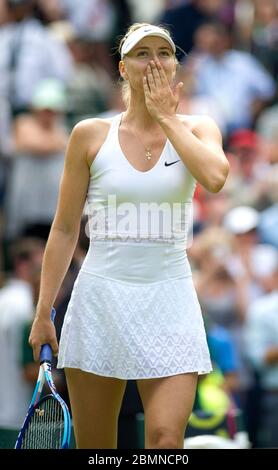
left=0, top=0, right=277, bottom=449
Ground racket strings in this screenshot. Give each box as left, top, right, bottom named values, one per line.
left=21, top=397, right=65, bottom=449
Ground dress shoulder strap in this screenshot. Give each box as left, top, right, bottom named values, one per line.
left=90, top=113, right=122, bottom=170
left=104, top=112, right=122, bottom=140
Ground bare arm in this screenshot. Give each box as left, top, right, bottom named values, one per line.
left=144, top=60, right=229, bottom=193
left=14, top=116, right=67, bottom=155
left=160, top=114, right=229, bottom=193
left=29, top=120, right=93, bottom=360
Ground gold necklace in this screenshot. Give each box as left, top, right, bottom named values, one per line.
left=145, top=148, right=152, bottom=160
left=131, top=127, right=152, bottom=160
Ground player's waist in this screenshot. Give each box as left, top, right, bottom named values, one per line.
left=80, top=240, right=192, bottom=283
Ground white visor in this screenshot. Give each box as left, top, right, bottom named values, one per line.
left=121, top=25, right=176, bottom=59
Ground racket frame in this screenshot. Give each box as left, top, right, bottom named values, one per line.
left=15, top=309, right=71, bottom=449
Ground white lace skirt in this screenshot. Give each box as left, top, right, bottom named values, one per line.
left=57, top=242, right=212, bottom=379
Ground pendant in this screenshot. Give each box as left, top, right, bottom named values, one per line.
left=146, top=150, right=152, bottom=160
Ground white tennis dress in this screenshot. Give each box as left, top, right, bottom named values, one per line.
left=57, top=113, right=212, bottom=379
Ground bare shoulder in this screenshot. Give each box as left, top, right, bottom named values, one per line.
left=69, top=117, right=114, bottom=166
left=72, top=117, right=112, bottom=143
left=74, top=116, right=112, bottom=133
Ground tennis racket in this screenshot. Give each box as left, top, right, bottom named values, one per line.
left=15, top=308, right=71, bottom=449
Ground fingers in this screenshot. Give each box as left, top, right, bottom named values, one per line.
left=143, top=75, right=150, bottom=95
left=150, top=60, right=162, bottom=87
left=146, top=63, right=155, bottom=91
left=32, top=344, right=41, bottom=362
left=155, top=60, right=168, bottom=86
left=29, top=331, right=38, bottom=362
left=174, top=81, right=184, bottom=99
left=29, top=324, right=59, bottom=362
left=31, top=341, right=59, bottom=362
left=145, top=61, right=171, bottom=93
left=51, top=339, right=59, bottom=358
left=143, top=60, right=178, bottom=119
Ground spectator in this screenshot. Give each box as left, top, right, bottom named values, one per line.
left=128, top=0, right=165, bottom=22
left=176, top=66, right=228, bottom=137
left=0, top=237, right=44, bottom=432
left=187, top=20, right=276, bottom=132
left=256, top=104, right=278, bottom=191
left=5, top=79, right=68, bottom=240
left=222, top=205, right=269, bottom=304
left=0, top=0, right=73, bottom=115
left=56, top=0, right=128, bottom=75
left=0, top=0, right=72, bottom=156
left=225, top=129, right=272, bottom=209
left=207, top=321, right=240, bottom=399
left=235, top=0, right=278, bottom=79
left=258, top=203, right=278, bottom=249
left=65, top=29, right=114, bottom=126
left=244, top=251, right=278, bottom=447
left=159, top=0, right=230, bottom=56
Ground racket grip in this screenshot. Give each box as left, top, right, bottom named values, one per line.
left=50, top=307, right=56, bottom=322
left=40, top=307, right=56, bottom=364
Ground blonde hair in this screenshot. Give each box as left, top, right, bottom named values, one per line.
left=118, top=23, right=176, bottom=108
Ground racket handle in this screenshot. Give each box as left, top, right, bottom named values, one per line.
left=50, top=307, right=56, bottom=322
left=40, top=307, right=56, bottom=364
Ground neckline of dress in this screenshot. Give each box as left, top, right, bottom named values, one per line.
left=117, top=113, right=168, bottom=174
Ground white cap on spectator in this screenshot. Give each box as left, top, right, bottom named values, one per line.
left=31, top=79, right=67, bottom=112
left=223, top=206, right=259, bottom=234
left=121, top=25, right=176, bottom=59
left=251, top=244, right=278, bottom=277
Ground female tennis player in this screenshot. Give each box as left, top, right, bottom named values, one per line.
left=29, top=23, right=229, bottom=449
